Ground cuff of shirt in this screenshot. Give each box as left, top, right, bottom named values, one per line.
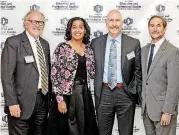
left=56, top=95, right=64, bottom=103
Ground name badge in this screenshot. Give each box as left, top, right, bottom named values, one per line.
left=24, top=55, right=34, bottom=63
left=127, top=51, right=135, bottom=60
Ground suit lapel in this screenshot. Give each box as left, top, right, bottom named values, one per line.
left=143, top=44, right=150, bottom=80
left=146, top=40, right=167, bottom=80
left=100, top=34, right=108, bottom=73
left=121, top=34, right=128, bottom=69
left=21, top=31, right=38, bottom=72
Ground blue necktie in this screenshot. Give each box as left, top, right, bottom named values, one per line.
left=108, top=39, right=117, bottom=90
left=147, top=44, right=155, bottom=74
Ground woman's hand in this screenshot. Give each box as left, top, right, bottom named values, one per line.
left=58, top=101, right=67, bottom=114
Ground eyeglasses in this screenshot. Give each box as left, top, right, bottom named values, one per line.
left=27, top=20, right=45, bottom=26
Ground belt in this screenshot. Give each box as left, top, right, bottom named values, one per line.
left=103, top=82, right=124, bottom=88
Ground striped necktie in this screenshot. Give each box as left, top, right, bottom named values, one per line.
left=35, top=40, right=48, bottom=95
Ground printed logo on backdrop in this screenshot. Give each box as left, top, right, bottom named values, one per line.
left=85, top=4, right=106, bottom=23
left=93, top=30, right=103, bottom=38
left=61, top=17, right=68, bottom=26
left=0, top=1, right=16, bottom=10
left=29, top=5, right=48, bottom=22
left=177, top=122, right=179, bottom=129
left=177, top=5, right=179, bottom=10
left=156, top=4, right=165, bottom=13
left=154, top=4, right=173, bottom=23
left=2, top=115, right=8, bottom=123
left=30, top=4, right=40, bottom=11
left=0, top=17, right=17, bottom=36
left=52, top=1, right=79, bottom=10
left=94, top=5, right=103, bottom=13
left=124, top=17, right=133, bottom=26
left=1, top=17, right=8, bottom=26
left=116, top=0, right=142, bottom=10
left=52, top=17, right=69, bottom=36
left=122, top=17, right=141, bottom=35
left=0, top=114, right=8, bottom=132
left=177, top=30, right=179, bottom=36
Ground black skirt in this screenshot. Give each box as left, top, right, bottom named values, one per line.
left=47, top=79, right=98, bottom=135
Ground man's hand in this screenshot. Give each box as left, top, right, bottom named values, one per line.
left=58, top=101, right=67, bottom=114
left=9, top=104, right=21, bottom=118
left=160, top=113, right=172, bottom=126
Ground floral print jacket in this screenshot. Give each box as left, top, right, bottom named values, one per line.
left=51, top=42, right=95, bottom=103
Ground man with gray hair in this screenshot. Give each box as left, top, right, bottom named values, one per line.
left=1, top=11, right=51, bottom=135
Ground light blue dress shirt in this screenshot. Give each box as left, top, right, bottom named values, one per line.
left=103, top=34, right=123, bottom=83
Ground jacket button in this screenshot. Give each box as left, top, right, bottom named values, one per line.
left=146, top=83, right=148, bottom=85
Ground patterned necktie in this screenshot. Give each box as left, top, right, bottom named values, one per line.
left=147, top=44, right=155, bottom=74
left=35, top=40, right=48, bottom=95
left=108, top=39, right=117, bottom=90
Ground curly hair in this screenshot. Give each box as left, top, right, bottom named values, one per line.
left=64, top=17, right=90, bottom=44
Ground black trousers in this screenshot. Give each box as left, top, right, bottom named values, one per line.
left=47, top=79, right=98, bottom=135
left=98, top=86, right=136, bottom=135
left=8, top=91, right=48, bottom=135
left=47, top=94, right=70, bottom=135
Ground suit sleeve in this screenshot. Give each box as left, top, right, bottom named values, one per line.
left=134, top=40, right=142, bottom=104
left=162, top=49, right=179, bottom=114
left=1, top=38, right=18, bottom=106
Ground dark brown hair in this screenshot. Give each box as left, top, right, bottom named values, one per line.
left=148, top=15, right=167, bottom=28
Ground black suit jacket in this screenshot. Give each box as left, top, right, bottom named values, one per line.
left=1, top=31, right=52, bottom=119
left=91, top=33, right=142, bottom=111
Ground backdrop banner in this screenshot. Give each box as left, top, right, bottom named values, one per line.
left=0, top=0, right=179, bottom=135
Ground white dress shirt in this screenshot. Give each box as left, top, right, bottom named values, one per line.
left=147, top=37, right=165, bottom=66
left=26, top=31, right=46, bottom=89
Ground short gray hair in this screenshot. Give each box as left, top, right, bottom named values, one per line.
left=23, top=10, right=46, bottom=28
left=23, top=10, right=46, bottom=21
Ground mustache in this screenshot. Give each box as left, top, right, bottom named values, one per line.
left=151, top=35, right=163, bottom=40
left=152, top=31, right=159, bottom=34
left=110, top=26, right=119, bottom=29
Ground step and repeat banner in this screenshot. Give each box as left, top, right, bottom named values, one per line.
left=0, top=0, right=179, bottom=135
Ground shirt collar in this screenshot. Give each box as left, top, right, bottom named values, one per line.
left=26, top=30, right=39, bottom=44
left=107, top=33, right=122, bottom=43
left=151, top=37, right=165, bottom=50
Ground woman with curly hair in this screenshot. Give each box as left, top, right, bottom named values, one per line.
left=47, top=17, right=98, bottom=135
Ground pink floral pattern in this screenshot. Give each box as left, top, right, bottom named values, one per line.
left=51, top=42, right=95, bottom=102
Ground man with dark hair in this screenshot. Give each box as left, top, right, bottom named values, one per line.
left=91, top=9, right=142, bottom=135
left=141, top=15, right=179, bottom=135
left=1, top=11, right=52, bottom=135
left=148, top=15, right=167, bottom=28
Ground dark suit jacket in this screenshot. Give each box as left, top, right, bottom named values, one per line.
left=1, top=31, right=52, bottom=120
left=91, top=33, right=142, bottom=111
